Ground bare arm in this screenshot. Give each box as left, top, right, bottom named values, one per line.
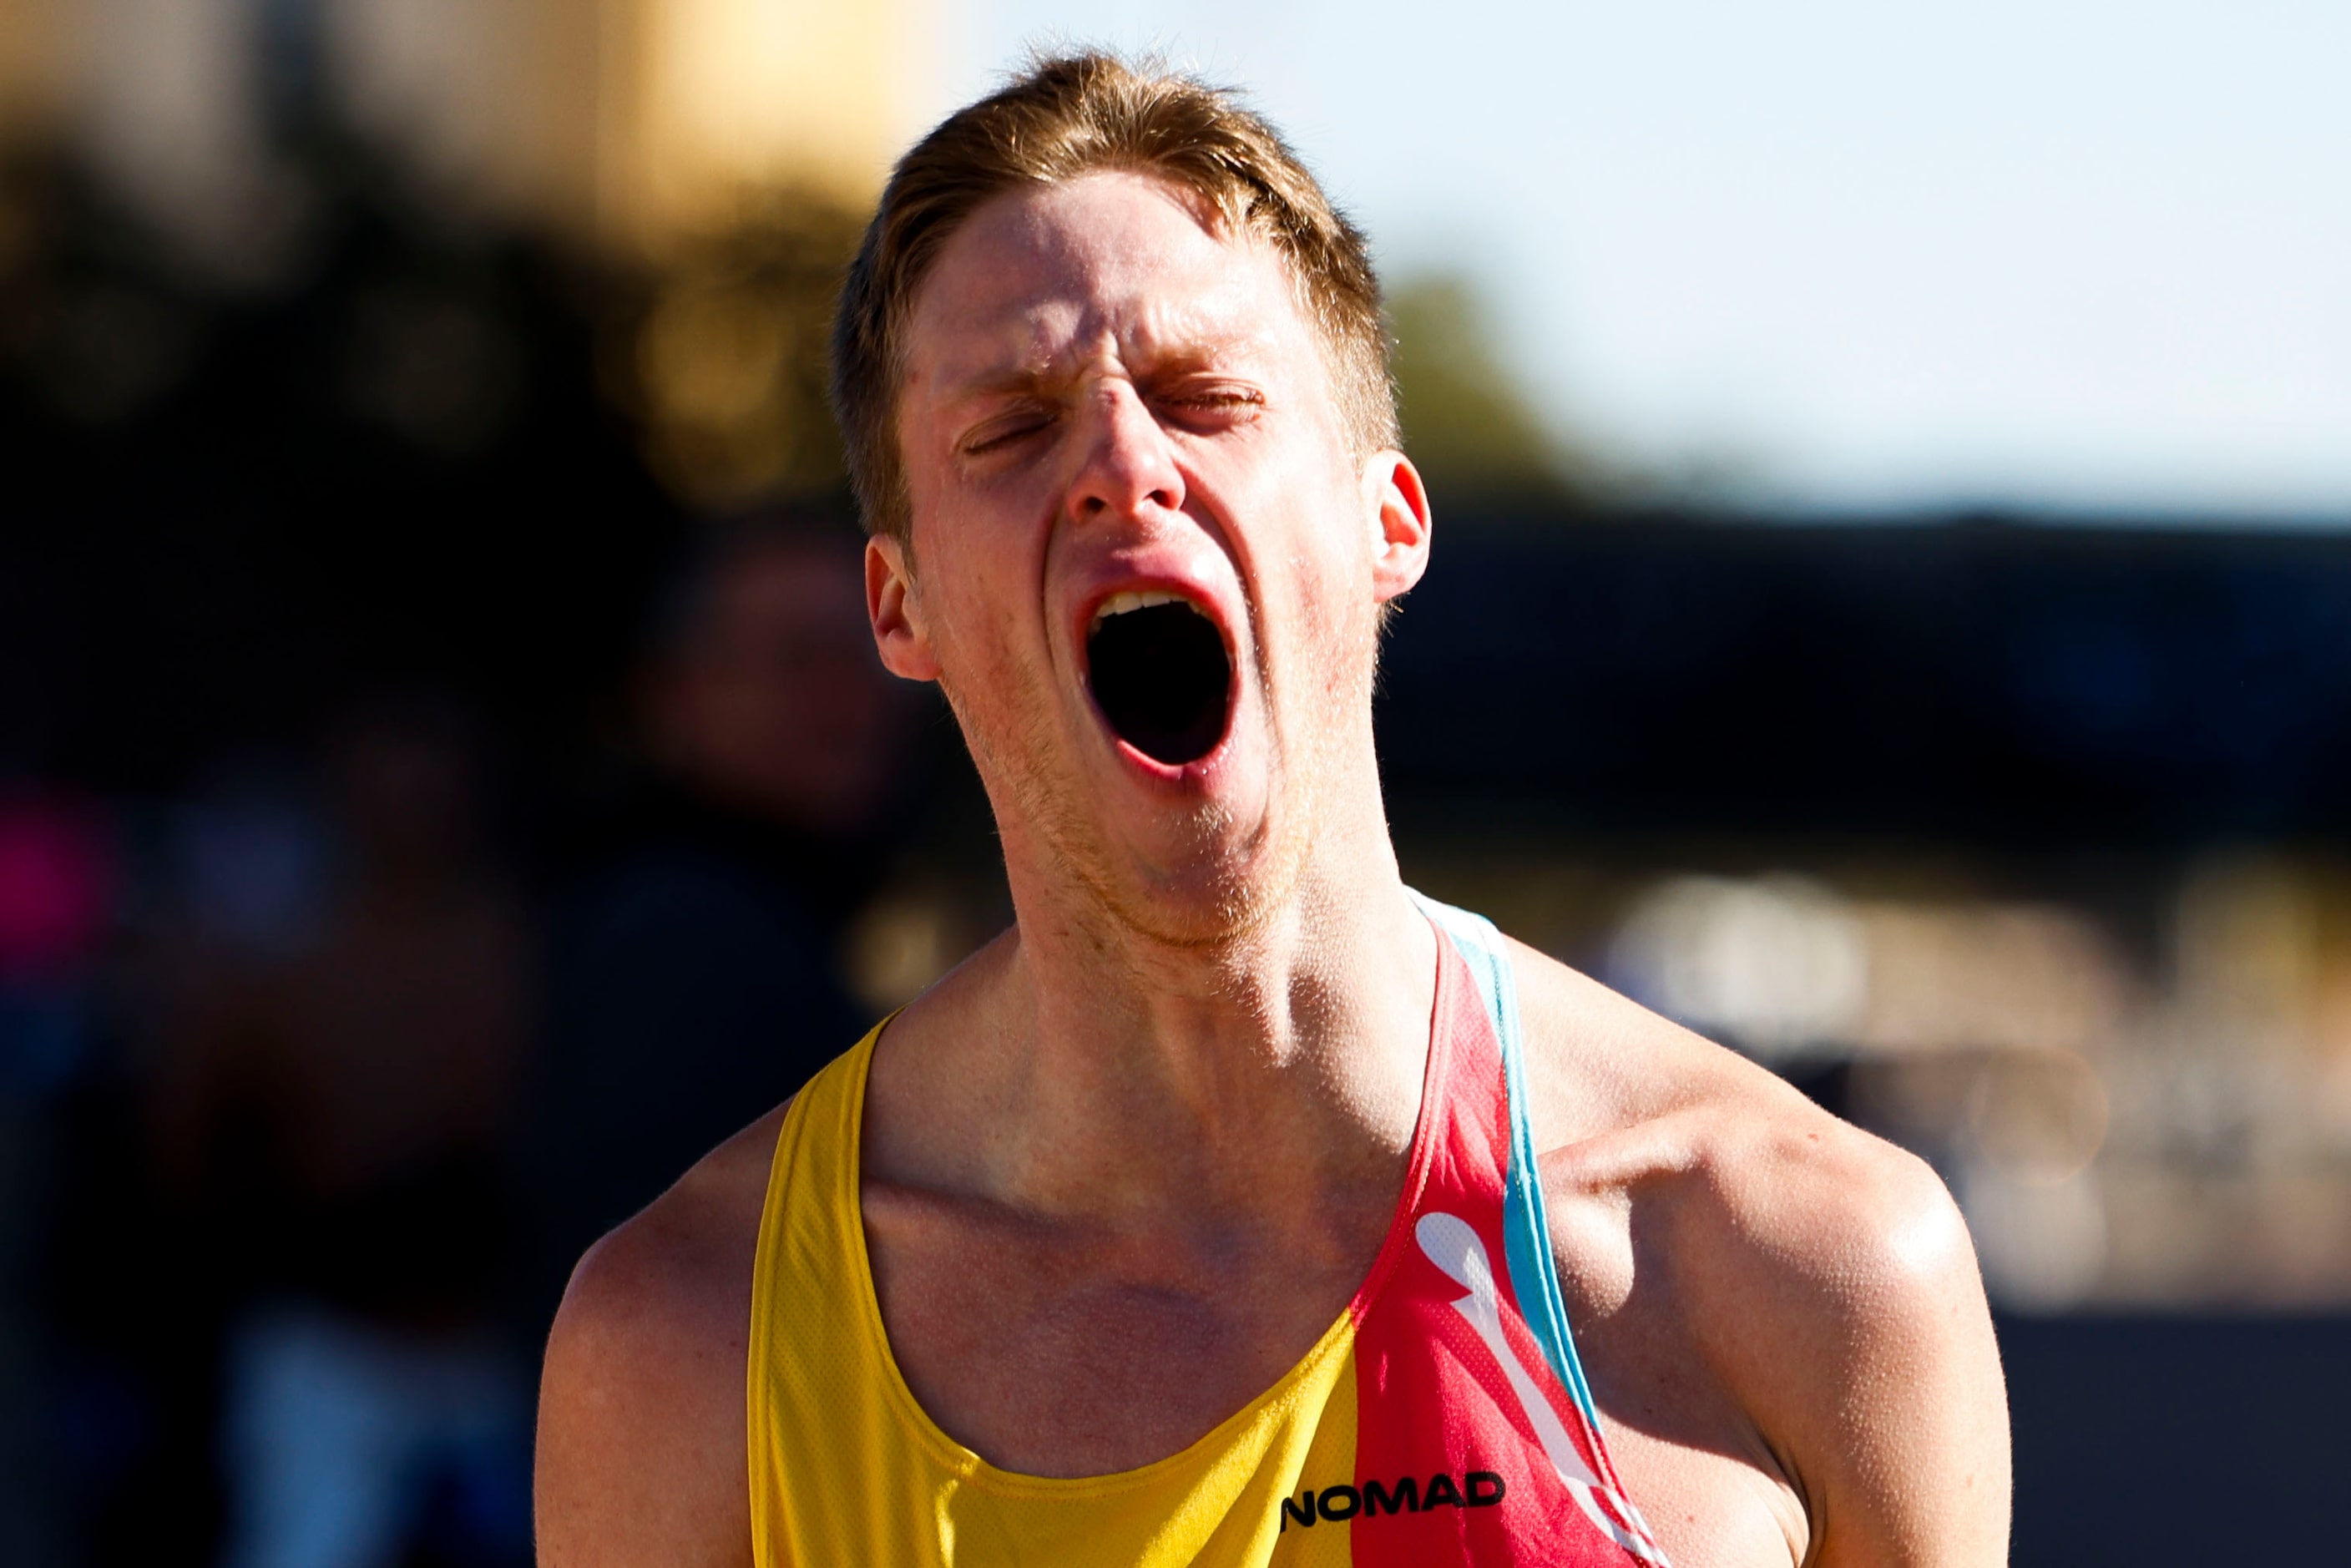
left=1696, top=1127, right=2011, bottom=1568
left=534, top=1111, right=782, bottom=1568
left=1512, top=942, right=2009, bottom=1565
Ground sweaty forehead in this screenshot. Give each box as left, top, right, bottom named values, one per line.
left=903, top=171, right=1310, bottom=394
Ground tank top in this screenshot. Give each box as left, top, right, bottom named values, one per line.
left=746, top=894, right=1670, bottom=1565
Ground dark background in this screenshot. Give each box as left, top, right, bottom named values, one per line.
left=2000, top=1313, right=2351, bottom=1562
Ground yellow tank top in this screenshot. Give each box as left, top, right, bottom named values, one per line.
left=746, top=897, right=1668, bottom=1566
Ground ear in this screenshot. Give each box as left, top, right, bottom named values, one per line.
left=1361, top=449, right=1433, bottom=604
left=866, top=534, right=942, bottom=682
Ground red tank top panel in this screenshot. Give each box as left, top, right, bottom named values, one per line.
left=1316, top=896, right=1666, bottom=1563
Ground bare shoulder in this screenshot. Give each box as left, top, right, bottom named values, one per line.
left=1507, top=935, right=1969, bottom=1293
left=1508, top=938, right=2010, bottom=1567
left=533, top=1103, right=787, bottom=1568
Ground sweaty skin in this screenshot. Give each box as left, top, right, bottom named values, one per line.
left=533, top=172, right=2010, bottom=1567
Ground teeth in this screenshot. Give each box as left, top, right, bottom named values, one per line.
left=1092, top=589, right=1186, bottom=627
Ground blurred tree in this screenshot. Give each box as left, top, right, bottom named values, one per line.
left=1388, top=273, right=1605, bottom=505
left=623, top=192, right=866, bottom=511
left=0, top=131, right=688, bottom=794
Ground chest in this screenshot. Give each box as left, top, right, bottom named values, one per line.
left=1539, top=1186, right=1808, bottom=1568
left=861, top=1185, right=1383, bottom=1479
left=859, top=1196, right=1800, bottom=1568
left=861, top=1187, right=1804, bottom=1567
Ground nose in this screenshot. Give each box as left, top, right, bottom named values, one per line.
left=1065, top=382, right=1185, bottom=526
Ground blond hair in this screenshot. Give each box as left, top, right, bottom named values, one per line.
left=830, top=52, right=1397, bottom=541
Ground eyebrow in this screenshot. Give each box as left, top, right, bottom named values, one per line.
left=946, top=361, right=1059, bottom=402
left=940, top=330, right=1263, bottom=407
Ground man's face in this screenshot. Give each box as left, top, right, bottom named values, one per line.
left=872, top=171, right=1427, bottom=940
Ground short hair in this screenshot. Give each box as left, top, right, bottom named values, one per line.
left=830, top=51, right=1398, bottom=543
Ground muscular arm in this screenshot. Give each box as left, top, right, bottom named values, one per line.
left=1514, top=944, right=2010, bottom=1566
left=534, top=1110, right=782, bottom=1568
left=1700, top=1129, right=2010, bottom=1568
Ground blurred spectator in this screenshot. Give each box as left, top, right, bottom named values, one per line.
left=144, top=699, right=534, bottom=1568
left=0, top=786, right=117, bottom=1565
left=523, top=512, right=913, bottom=1328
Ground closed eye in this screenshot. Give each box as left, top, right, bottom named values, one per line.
left=959, top=408, right=1057, bottom=456
left=1158, top=385, right=1264, bottom=431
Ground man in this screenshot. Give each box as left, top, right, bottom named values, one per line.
left=536, top=53, right=2009, bottom=1567
left=525, top=515, right=908, bottom=1333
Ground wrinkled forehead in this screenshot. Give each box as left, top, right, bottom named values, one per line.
left=900, top=171, right=1317, bottom=397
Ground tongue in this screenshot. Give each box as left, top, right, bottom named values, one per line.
left=1086, top=602, right=1231, bottom=766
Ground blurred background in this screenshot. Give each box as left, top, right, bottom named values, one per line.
left=1, top=2, right=2346, bottom=1563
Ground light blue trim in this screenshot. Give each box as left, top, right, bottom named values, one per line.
left=1408, top=890, right=1606, bottom=1435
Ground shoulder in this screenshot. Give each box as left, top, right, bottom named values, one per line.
left=1509, top=938, right=2010, bottom=1565
left=534, top=1102, right=787, bottom=1568
left=1507, top=934, right=1980, bottom=1323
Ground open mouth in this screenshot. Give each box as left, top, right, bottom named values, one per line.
left=1085, top=591, right=1233, bottom=767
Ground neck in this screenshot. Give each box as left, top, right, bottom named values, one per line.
left=892, top=763, right=1438, bottom=1227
